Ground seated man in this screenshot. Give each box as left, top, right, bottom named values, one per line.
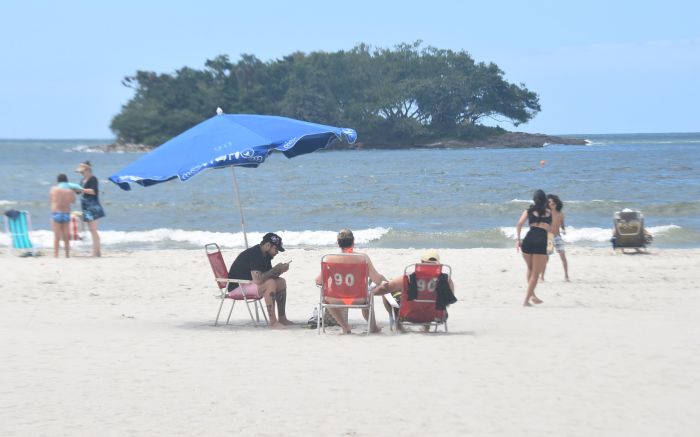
left=315, top=228, right=387, bottom=334
left=373, top=250, right=456, bottom=331
left=228, top=232, right=292, bottom=329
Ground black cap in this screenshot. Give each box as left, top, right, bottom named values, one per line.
left=261, top=232, right=285, bottom=252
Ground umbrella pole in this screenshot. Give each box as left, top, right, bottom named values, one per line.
left=230, top=166, right=249, bottom=249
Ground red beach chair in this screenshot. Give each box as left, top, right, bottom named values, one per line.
left=69, top=211, right=86, bottom=241
left=205, top=243, right=268, bottom=327
left=396, top=262, right=452, bottom=333
left=318, top=253, right=373, bottom=335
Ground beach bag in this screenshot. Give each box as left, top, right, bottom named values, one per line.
left=306, top=305, right=340, bottom=328
left=547, top=232, right=554, bottom=255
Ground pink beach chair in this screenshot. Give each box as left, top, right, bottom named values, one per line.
left=205, top=243, right=268, bottom=327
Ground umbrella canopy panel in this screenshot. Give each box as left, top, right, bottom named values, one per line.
left=109, top=114, right=357, bottom=190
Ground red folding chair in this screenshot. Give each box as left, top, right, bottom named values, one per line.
left=396, top=263, right=452, bottom=333
left=205, top=243, right=268, bottom=327
left=318, top=253, right=373, bottom=335
left=69, top=211, right=86, bottom=241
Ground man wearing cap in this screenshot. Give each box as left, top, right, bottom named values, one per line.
left=315, top=228, right=387, bottom=334
left=227, top=233, right=292, bottom=328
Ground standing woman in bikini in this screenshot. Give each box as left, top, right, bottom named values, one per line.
left=76, top=161, right=105, bottom=257
left=515, top=189, right=551, bottom=306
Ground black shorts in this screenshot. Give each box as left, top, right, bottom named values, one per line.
left=522, top=227, right=548, bottom=255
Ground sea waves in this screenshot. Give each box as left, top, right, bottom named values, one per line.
left=3, top=224, right=694, bottom=251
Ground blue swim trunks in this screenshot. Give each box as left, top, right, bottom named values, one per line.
left=52, top=212, right=70, bottom=224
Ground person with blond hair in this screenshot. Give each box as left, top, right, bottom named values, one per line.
left=76, top=161, right=105, bottom=257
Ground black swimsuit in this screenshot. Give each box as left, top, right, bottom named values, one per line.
left=521, top=210, right=551, bottom=255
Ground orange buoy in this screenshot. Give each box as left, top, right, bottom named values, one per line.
left=540, top=160, right=546, bottom=167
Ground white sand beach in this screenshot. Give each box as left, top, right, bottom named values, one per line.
left=1, top=246, right=699, bottom=436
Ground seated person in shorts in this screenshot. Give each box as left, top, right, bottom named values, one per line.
left=228, top=233, right=292, bottom=329
left=315, top=228, right=387, bottom=334
left=373, top=250, right=455, bottom=330
left=49, top=174, right=76, bottom=258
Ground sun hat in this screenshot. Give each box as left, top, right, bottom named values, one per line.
left=75, top=161, right=92, bottom=172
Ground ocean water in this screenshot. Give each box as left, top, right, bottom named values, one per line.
left=1, top=133, right=699, bottom=250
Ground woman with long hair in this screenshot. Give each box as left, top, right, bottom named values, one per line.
left=515, top=189, right=551, bottom=306
left=75, top=160, right=105, bottom=257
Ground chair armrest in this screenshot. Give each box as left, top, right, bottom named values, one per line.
left=215, top=278, right=253, bottom=284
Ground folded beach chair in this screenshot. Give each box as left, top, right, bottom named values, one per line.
left=318, top=253, right=373, bottom=335
left=3, top=209, right=36, bottom=257
left=205, top=243, right=268, bottom=327
left=611, top=209, right=650, bottom=253
left=396, top=262, right=453, bottom=333
left=69, top=211, right=86, bottom=242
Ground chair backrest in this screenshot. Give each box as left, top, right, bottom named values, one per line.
left=613, top=210, right=645, bottom=246
left=4, top=210, right=33, bottom=250
left=399, top=263, right=451, bottom=323
left=205, top=243, right=229, bottom=290
left=321, top=253, right=369, bottom=305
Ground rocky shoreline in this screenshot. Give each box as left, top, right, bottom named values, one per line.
left=328, top=132, right=588, bottom=150
left=88, top=132, right=587, bottom=153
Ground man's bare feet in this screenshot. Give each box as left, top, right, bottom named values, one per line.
left=278, top=317, right=295, bottom=325
left=523, top=301, right=532, bottom=307
left=530, top=296, right=544, bottom=304
left=370, top=326, right=383, bottom=334
left=565, top=277, right=570, bottom=282
left=269, top=321, right=287, bottom=329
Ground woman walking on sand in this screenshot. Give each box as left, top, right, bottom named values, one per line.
left=515, top=189, right=551, bottom=306
left=76, top=161, right=105, bottom=257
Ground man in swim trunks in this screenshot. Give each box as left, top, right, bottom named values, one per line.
left=227, top=233, right=293, bottom=329
left=543, top=194, right=570, bottom=281
left=49, top=174, right=77, bottom=258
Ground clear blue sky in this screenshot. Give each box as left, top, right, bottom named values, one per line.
left=1, top=0, right=698, bottom=138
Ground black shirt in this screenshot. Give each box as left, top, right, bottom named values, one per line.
left=81, top=176, right=99, bottom=202
left=227, top=244, right=272, bottom=291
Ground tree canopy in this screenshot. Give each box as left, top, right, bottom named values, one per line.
left=110, top=42, right=541, bottom=147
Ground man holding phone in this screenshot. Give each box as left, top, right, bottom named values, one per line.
left=227, top=232, right=292, bottom=328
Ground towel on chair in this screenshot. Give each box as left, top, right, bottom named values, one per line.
left=408, top=273, right=457, bottom=310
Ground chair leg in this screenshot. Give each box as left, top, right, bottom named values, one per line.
left=226, top=300, right=235, bottom=325
left=255, top=303, right=260, bottom=322
left=214, top=298, right=225, bottom=326
left=366, top=299, right=373, bottom=336
left=259, top=300, right=269, bottom=325
left=317, top=305, right=322, bottom=334
left=240, top=295, right=259, bottom=326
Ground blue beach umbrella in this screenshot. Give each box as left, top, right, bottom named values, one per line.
left=109, top=111, right=357, bottom=247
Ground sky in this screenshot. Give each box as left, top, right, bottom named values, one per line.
left=1, top=0, right=698, bottom=138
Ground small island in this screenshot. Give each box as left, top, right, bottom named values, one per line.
left=106, top=42, right=587, bottom=151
